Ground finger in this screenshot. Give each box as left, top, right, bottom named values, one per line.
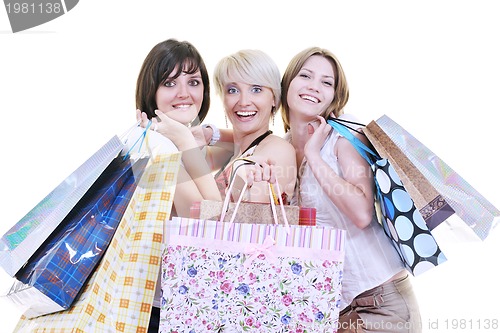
left=151, top=118, right=159, bottom=132
left=316, top=115, right=326, bottom=125
left=251, top=165, right=263, bottom=182
left=246, top=170, right=255, bottom=188
left=138, top=111, right=149, bottom=128
left=316, top=116, right=331, bottom=134
left=260, top=162, right=271, bottom=182
left=154, top=109, right=169, bottom=120
left=268, top=164, right=276, bottom=184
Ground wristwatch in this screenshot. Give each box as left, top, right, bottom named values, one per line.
left=202, top=123, right=220, bottom=146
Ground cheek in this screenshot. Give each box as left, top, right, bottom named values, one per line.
left=155, top=88, right=173, bottom=105
left=287, top=80, right=300, bottom=100
left=327, top=90, right=335, bottom=104
left=193, top=88, right=204, bottom=103
left=223, top=95, right=236, bottom=110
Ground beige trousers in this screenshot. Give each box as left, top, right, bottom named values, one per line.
left=338, top=274, right=422, bottom=333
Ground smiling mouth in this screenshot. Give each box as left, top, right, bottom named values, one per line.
left=300, top=95, right=320, bottom=103
left=172, top=104, right=193, bottom=109
left=235, top=111, right=257, bottom=117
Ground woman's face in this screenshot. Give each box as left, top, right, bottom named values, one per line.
left=287, top=55, right=335, bottom=119
left=223, top=81, right=275, bottom=135
left=155, top=66, right=204, bottom=125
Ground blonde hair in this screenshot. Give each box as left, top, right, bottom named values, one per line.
left=213, top=49, right=281, bottom=111
left=281, top=47, right=349, bottom=132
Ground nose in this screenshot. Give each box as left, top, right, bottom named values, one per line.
left=307, top=79, right=320, bottom=92
left=237, top=90, right=251, bottom=106
left=176, top=82, right=189, bottom=98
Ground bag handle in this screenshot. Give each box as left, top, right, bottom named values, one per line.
left=121, top=120, right=153, bottom=160
left=327, top=118, right=379, bottom=165
left=328, top=118, right=387, bottom=215
left=219, top=158, right=290, bottom=232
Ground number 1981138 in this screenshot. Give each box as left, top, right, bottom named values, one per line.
left=6, top=3, right=62, bottom=14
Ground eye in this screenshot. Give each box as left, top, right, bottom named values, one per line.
left=323, top=81, right=333, bottom=87
left=227, top=86, right=239, bottom=94
left=251, top=86, right=262, bottom=93
left=189, top=79, right=201, bottom=86
left=298, top=72, right=310, bottom=79
left=163, top=80, right=175, bottom=87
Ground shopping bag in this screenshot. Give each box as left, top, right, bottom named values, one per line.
left=0, top=135, right=124, bottom=277
left=12, top=152, right=181, bottom=333
left=374, top=114, right=500, bottom=241
left=328, top=119, right=446, bottom=276
left=363, top=120, right=455, bottom=231
left=7, top=154, right=149, bottom=318
left=160, top=216, right=345, bottom=333
left=191, top=200, right=304, bottom=225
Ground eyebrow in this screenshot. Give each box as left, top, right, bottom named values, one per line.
left=301, top=67, right=334, bottom=79
left=183, top=72, right=201, bottom=76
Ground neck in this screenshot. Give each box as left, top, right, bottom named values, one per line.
left=233, top=128, right=270, bottom=155
left=289, top=111, right=316, bottom=167
left=288, top=112, right=312, bottom=150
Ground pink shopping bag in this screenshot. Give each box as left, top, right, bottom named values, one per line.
left=160, top=216, right=345, bottom=333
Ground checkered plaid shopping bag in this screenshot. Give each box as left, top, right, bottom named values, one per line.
left=12, top=153, right=180, bottom=333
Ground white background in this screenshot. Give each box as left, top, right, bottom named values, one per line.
left=1, top=1, right=499, bottom=332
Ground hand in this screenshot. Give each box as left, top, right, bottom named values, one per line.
left=304, top=116, right=332, bottom=161
left=190, top=125, right=210, bottom=148
left=136, top=109, right=193, bottom=149
left=243, top=157, right=277, bottom=187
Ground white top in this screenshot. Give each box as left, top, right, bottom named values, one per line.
left=289, top=114, right=404, bottom=310
left=124, top=125, right=179, bottom=156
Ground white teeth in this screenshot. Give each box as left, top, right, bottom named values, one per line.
left=173, top=104, right=191, bottom=109
left=301, top=95, right=319, bottom=103
left=236, top=111, right=257, bottom=117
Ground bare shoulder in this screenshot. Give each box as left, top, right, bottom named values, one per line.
left=253, top=134, right=296, bottom=165
left=259, top=134, right=295, bottom=152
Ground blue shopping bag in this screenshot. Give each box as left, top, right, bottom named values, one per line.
left=0, top=136, right=124, bottom=277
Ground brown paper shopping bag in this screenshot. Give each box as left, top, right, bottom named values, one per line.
left=364, top=121, right=455, bottom=231
left=193, top=200, right=301, bottom=225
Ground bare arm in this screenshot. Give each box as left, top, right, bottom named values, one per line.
left=138, top=110, right=222, bottom=217
left=304, top=117, right=374, bottom=229
left=191, top=125, right=235, bottom=171
left=231, top=136, right=297, bottom=204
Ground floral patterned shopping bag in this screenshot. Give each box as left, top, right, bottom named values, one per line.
left=160, top=217, right=346, bottom=333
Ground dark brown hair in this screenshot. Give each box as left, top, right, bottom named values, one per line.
left=135, top=39, right=210, bottom=125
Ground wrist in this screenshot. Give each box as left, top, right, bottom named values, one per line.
left=202, top=123, right=220, bottom=146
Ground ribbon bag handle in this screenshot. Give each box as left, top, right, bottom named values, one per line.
left=219, top=158, right=290, bottom=232
left=121, top=120, right=153, bottom=160
left=327, top=118, right=380, bottom=165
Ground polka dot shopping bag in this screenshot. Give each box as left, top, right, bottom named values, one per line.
left=328, top=118, right=447, bottom=276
